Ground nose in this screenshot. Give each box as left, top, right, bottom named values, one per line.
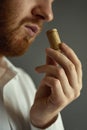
left=32, top=1, right=54, bottom=22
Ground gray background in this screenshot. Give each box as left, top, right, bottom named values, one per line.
left=9, top=0, right=87, bottom=130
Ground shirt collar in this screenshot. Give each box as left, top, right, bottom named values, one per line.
left=0, top=57, right=17, bottom=89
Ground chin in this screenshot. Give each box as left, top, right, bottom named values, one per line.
left=0, top=26, right=36, bottom=57
left=0, top=36, right=34, bottom=57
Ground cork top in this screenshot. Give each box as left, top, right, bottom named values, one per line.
left=46, top=28, right=61, bottom=50
left=46, top=28, right=57, bottom=34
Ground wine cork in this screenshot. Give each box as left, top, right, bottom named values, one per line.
left=46, top=28, right=61, bottom=50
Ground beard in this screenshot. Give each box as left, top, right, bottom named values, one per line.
left=0, top=4, right=42, bottom=57
left=0, top=25, right=36, bottom=57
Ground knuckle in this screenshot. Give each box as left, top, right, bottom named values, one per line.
left=69, top=89, right=80, bottom=100
left=52, top=79, right=60, bottom=87
left=56, top=66, right=64, bottom=76
left=68, top=62, right=75, bottom=71
left=68, top=93, right=74, bottom=100
left=74, top=90, right=80, bottom=98
left=66, top=91, right=80, bottom=101
left=58, top=68, right=64, bottom=76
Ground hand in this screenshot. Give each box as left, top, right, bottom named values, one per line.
left=30, top=43, right=82, bottom=128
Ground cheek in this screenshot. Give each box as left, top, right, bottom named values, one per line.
left=0, top=0, right=34, bottom=32
left=0, top=1, right=26, bottom=29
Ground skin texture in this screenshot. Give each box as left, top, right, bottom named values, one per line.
left=0, top=0, right=82, bottom=128
left=0, top=0, right=53, bottom=56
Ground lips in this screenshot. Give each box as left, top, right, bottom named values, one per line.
left=25, top=25, right=39, bottom=37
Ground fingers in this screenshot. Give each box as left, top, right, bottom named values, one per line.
left=60, top=43, right=82, bottom=85
left=46, top=55, right=58, bottom=66
left=35, top=43, right=82, bottom=115
left=39, top=76, right=80, bottom=107
left=40, top=76, right=66, bottom=105
left=63, top=43, right=83, bottom=89
left=45, top=44, right=82, bottom=90
left=37, top=53, right=78, bottom=90
left=36, top=64, right=79, bottom=97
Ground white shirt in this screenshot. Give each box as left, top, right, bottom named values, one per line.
left=0, top=57, right=64, bottom=130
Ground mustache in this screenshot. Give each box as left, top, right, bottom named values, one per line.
left=19, top=17, right=43, bottom=28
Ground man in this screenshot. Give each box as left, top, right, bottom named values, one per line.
left=0, top=0, right=82, bottom=130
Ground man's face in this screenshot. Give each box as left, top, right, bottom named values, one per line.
left=0, top=0, right=53, bottom=57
